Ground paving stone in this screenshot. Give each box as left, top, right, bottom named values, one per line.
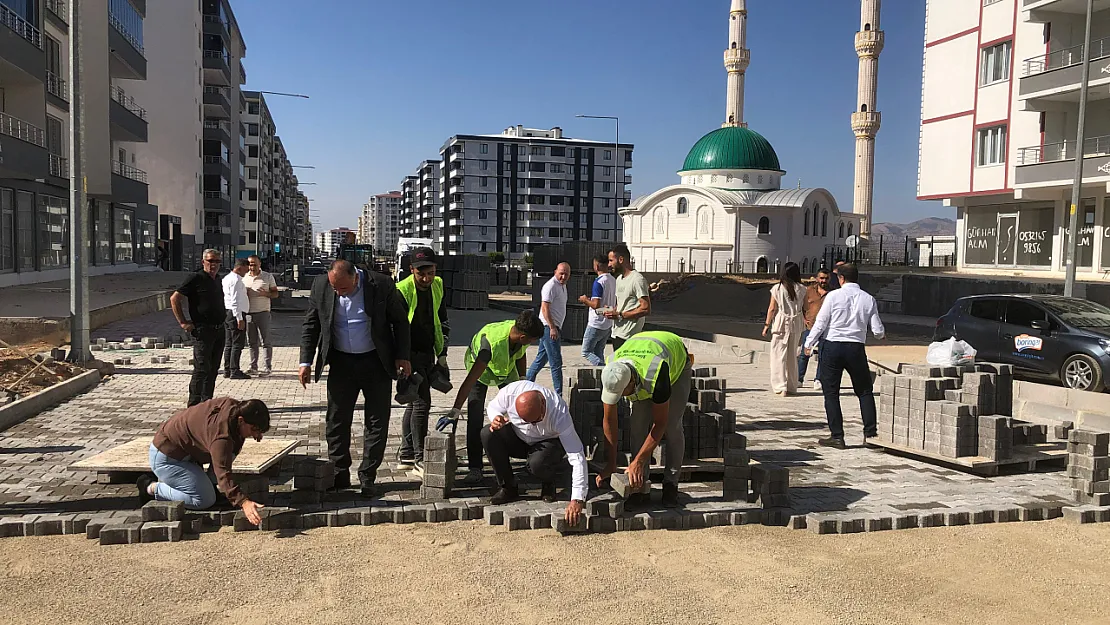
left=837, top=518, right=865, bottom=534
left=33, top=516, right=65, bottom=536
left=530, top=512, right=552, bottom=530
left=0, top=518, right=26, bottom=538
left=141, top=501, right=185, bottom=522
left=302, top=511, right=337, bottom=528
left=141, top=521, right=183, bottom=543
left=1062, top=506, right=1100, bottom=524
left=1019, top=506, right=1045, bottom=522
left=865, top=517, right=893, bottom=532
left=99, top=522, right=142, bottom=545
left=504, top=512, right=530, bottom=531
left=807, top=514, right=837, bottom=535
left=232, top=511, right=260, bottom=532
left=994, top=508, right=1022, bottom=523
left=943, top=510, right=970, bottom=526
left=434, top=503, right=461, bottom=522
left=259, top=508, right=302, bottom=531
left=917, top=512, right=944, bottom=528
left=968, top=510, right=995, bottom=524
left=587, top=515, right=617, bottom=533
left=553, top=512, right=587, bottom=534
left=362, top=506, right=395, bottom=526
left=484, top=508, right=504, bottom=526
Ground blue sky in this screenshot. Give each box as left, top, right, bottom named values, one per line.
left=234, top=0, right=948, bottom=231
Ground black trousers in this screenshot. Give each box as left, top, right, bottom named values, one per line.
left=325, top=350, right=393, bottom=485
left=818, top=341, right=878, bottom=439
left=400, top=351, right=435, bottom=462
left=222, top=312, right=247, bottom=374
left=480, top=424, right=566, bottom=489
left=188, top=325, right=224, bottom=406
left=466, top=379, right=514, bottom=472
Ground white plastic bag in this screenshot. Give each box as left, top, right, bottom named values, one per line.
left=926, top=337, right=977, bottom=366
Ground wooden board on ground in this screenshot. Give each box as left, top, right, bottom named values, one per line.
left=864, top=439, right=1067, bottom=476
left=70, top=438, right=302, bottom=474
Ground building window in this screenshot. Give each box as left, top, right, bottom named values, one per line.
left=757, top=257, right=768, bottom=273
left=518, top=162, right=526, bottom=172
left=549, top=180, right=562, bottom=189
left=580, top=165, right=588, bottom=175
left=248, top=102, right=259, bottom=115
left=977, top=125, right=1007, bottom=166
left=678, top=198, right=688, bottom=215
left=848, top=223, right=854, bottom=237
left=531, top=146, right=545, bottom=156
left=602, top=214, right=611, bottom=224
left=821, top=211, right=829, bottom=237
left=92, top=200, right=112, bottom=265
left=602, top=166, right=613, bottom=176
left=602, top=182, right=613, bottom=192
left=604, top=150, right=612, bottom=160
left=838, top=222, right=845, bottom=239
left=39, top=195, right=69, bottom=269
left=980, top=41, right=1011, bottom=86
left=480, top=177, right=488, bottom=187
left=758, top=216, right=770, bottom=235
left=603, top=198, right=611, bottom=208
left=551, top=147, right=565, bottom=157
left=517, top=145, right=526, bottom=155
left=479, top=209, right=488, bottom=219
left=248, top=123, right=259, bottom=136
left=480, top=160, right=489, bottom=171
left=139, top=219, right=156, bottom=265
left=804, top=208, right=810, bottom=235
left=114, top=207, right=134, bottom=264
left=698, top=211, right=710, bottom=235
left=529, top=162, right=546, bottom=172
left=550, top=163, right=562, bottom=174
left=248, top=189, right=258, bottom=201
left=480, top=143, right=489, bottom=154
left=480, top=226, right=488, bottom=235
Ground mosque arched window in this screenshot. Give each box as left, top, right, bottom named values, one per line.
left=677, top=197, right=688, bottom=215
left=821, top=211, right=828, bottom=237
left=804, top=209, right=810, bottom=236
left=758, top=216, right=770, bottom=235
left=838, top=222, right=845, bottom=239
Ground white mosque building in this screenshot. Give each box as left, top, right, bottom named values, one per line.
left=622, top=0, right=863, bottom=275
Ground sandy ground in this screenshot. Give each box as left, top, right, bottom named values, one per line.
left=3, top=521, right=1110, bottom=625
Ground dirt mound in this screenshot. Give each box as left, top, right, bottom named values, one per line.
left=651, top=275, right=775, bottom=319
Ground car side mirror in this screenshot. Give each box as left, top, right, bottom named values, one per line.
left=1031, top=319, right=1050, bottom=332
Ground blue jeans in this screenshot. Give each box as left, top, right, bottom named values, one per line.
left=581, top=325, right=609, bottom=366
left=798, top=330, right=826, bottom=383
left=526, top=330, right=563, bottom=396
left=149, top=443, right=218, bottom=510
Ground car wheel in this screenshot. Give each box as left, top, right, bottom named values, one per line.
left=1061, top=354, right=1105, bottom=393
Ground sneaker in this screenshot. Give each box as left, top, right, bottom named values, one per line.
left=662, top=482, right=680, bottom=508
left=260, top=368, right=272, bottom=376
left=136, top=474, right=155, bottom=506
left=396, top=456, right=416, bottom=471
left=813, top=380, right=822, bottom=391
left=461, top=470, right=483, bottom=486
left=540, top=482, right=557, bottom=503
left=247, top=367, right=259, bottom=375
left=229, top=370, right=251, bottom=380
left=408, top=461, right=425, bottom=479
left=490, top=485, right=520, bottom=505
left=817, top=436, right=846, bottom=450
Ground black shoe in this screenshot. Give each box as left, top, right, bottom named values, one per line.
left=540, top=482, right=557, bottom=503
left=864, top=432, right=879, bottom=440
left=359, top=484, right=377, bottom=498
left=818, top=436, right=847, bottom=450
left=223, top=371, right=231, bottom=379
left=136, top=474, right=155, bottom=506
left=490, top=485, right=520, bottom=505
left=229, top=370, right=251, bottom=380
left=329, top=472, right=352, bottom=492
left=662, top=483, right=680, bottom=508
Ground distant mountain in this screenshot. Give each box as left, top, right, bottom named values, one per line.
left=870, top=217, right=956, bottom=239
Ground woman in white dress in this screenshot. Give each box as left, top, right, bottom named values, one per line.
left=762, top=262, right=807, bottom=396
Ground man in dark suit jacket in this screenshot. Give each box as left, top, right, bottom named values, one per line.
left=299, top=259, right=411, bottom=496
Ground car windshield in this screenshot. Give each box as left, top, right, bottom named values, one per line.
left=1039, top=298, right=1110, bottom=329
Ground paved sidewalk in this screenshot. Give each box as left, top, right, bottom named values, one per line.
left=0, top=308, right=1072, bottom=529
left=0, top=271, right=185, bottom=319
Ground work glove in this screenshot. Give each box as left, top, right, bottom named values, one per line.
left=435, top=408, right=463, bottom=433
left=437, top=354, right=448, bottom=369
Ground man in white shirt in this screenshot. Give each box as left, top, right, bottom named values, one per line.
left=526, top=262, right=569, bottom=396
left=578, top=253, right=617, bottom=366
left=803, top=263, right=885, bottom=448
left=243, top=255, right=279, bottom=375
left=221, top=258, right=252, bottom=380
left=481, top=380, right=588, bottom=525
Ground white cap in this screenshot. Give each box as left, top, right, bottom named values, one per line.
left=601, top=361, right=634, bottom=405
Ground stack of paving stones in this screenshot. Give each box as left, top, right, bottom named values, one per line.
left=1068, top=429, right=1110, bottom=508
left=440, top=254, right=490, bottom=310
left=876, top=362, right=1025, bottom=461
left=749, top=462, right=790, bottom=524
left=234, top=474, right=271, bottom=505
left=722, top=433, right=750, bottom=501
left=568, top=368, right=631, bottom=463
left=290, top=457, right=334, bottom=504
left=419, top=429, right=457, bottom=500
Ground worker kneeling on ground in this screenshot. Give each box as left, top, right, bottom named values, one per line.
left=598, top=331, right=692, bottom=508
left=139, top=398, right=270, bottom=525
left=482, top=381, right=588, bottom=525
left=443, top=310, right=545, bottom=486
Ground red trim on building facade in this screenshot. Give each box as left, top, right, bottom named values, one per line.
left=923, top=110, right=975, bottom=124
left=926, top=27, right=980, bottom=48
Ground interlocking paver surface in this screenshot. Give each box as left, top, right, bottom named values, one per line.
left=0, top=308, right=1072, bottom=526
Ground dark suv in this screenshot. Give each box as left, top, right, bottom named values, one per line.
left=934, top=295, right=1110, bottom=393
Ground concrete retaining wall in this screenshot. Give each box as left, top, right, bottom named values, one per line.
left=0, top=291, right=172, bottom=344
left=0, top=369, right=101, bottom=432
left=1012, top=380, right=1110, bottom=432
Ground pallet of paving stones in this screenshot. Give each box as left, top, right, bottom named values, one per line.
left=864, top=438, right=1068, bottom=476
left=443, top=288, right=489, bottom=310
left=532, top=242, right=612, bottom=275
left=439, top=254, right=491, bottom=310
left=489, top=266, right=528, bottom=290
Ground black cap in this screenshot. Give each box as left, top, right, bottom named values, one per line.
left=411, top=247, right=437, bottom=269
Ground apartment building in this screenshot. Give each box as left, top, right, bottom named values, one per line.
left=0, top=0, right=161, bottom=287
left=919, top=0, right=1110, bottom=279
left=360, top=191, right=402, bottom=254
left=315, top=227, right=354, bottom=258
left=398, top=161, right=443, bottom=246
left=437, top=125, right=632, bottom=260
left=241, top=90, right=273, bottom=261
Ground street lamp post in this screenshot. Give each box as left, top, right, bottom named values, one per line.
left=1064, top=0, right=1094, bottom=298
left=67, top=0, right=90, bottom=363
left=576, top=114, right=621, bottom=241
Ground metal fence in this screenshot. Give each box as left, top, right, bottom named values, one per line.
left=822, top=235, right=958, bottom=269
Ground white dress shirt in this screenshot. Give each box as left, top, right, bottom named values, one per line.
left=804, top=282, right=885, bottom=349
left=221, top=271, right=249, bottom=321
left=487, top=380, right=588, bottom=501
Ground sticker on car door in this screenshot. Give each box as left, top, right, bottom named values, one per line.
left=1013, top=333, right=1045, bottom=360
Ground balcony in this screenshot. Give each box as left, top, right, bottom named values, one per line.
left=204, top=190, right=232, bottom=212
left=46, top=71, right=68, bottom=106
left=1, top=4, right=45, bottom=80
left=1015, top=135, right=1110, bottom=187
left=45, top=0, right=67, bottom=24
left=48, top=154, right=68, bottom=179
left=1020, top=35, right=1110, bottom=101
left=1025, top=0, right=1110, bottom=12
left=111, top=160, right=149, bottom=204
left=108, top=4, right=146, bottom=80
left=203, top=155, right=231, bottom=177
left=204, top=119, right=232, bottom=145
left=202, top=50, right=232, bottom=86
left=109, top=85, right=148, bottom=142
left=203, top=86, right=232, bottom=117
left=202, top=13, right=229, bottom=41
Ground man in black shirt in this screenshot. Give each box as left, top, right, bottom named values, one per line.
left=395, top=247, right=450, bottom=476
left=171, top=249, right=227, bottom=406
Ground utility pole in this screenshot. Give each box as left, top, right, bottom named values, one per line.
left=68, top=0, right=90, bottom=363
left=1065, top=0, right=1094, bottom=297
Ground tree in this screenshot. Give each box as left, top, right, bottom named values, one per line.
left=488, top=251, right=506, bottom=265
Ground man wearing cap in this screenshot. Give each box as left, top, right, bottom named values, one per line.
left=481, top=380, right=588, bottom=526
left=444, top=309, right=545, bottom=486
left=598, top=330, right=692, bottom=508
left=395, top=247, right=451, bottom=477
